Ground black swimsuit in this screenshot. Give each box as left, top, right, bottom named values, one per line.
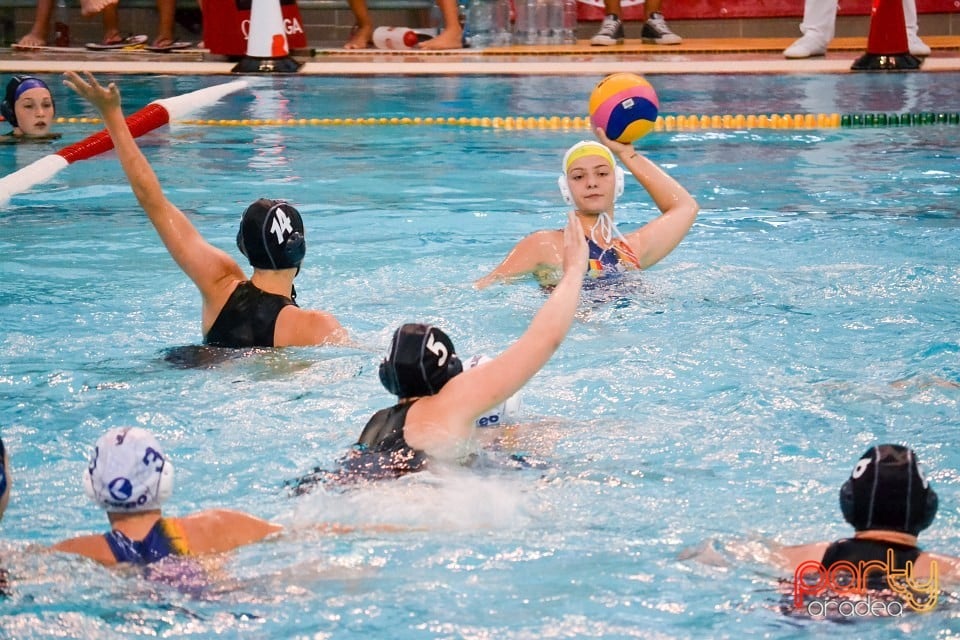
left=339, top=402, right=428, bottom=480
left=821, top=538, right=922, bottom=590
left=204, top=281, right=296, bottom=348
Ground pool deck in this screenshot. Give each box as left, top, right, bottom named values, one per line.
left=2, top=36, right=960, bottom=75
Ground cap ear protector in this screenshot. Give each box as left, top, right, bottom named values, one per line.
left=1, top=75, right=54, bottom=129
left=838, top=444, right=938, bottom=536
left=558, top=141, right=625, bottom=206
left=236, top=199, right=306, bottom=271
left=378, top=324, right=463, bottom=398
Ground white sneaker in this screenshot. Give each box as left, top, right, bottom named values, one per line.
left=908, top=34, right=930, bottom=56
left=783, top=34, right=828, bottom=59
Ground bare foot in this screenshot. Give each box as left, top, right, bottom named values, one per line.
left=343, top=24, right=373, bottom=49
left=101, top=29, right=122, bottom=45
left=15, top=32, right=47, bottom=48
left=151, top=35, right=175, bottom=48
left=417, top=27, right=463, bottom=50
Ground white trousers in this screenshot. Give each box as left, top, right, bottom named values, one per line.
left=799, top=0, right=919, bottom=43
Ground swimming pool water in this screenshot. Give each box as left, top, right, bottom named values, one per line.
left=0, top=72, right=958, bottom=639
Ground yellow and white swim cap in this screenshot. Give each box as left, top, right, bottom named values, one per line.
left=558, top=141, right=625, bottom=205
left=562, top=141, right=616, bottom=173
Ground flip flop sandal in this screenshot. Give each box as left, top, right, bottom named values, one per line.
left=145, top=41, right=194, bottom=52
left=85, top=34, right=148, bottom=50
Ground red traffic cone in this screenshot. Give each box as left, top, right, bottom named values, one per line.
left=851, top=0, right=921, bottom=71
left=232, top=0, right=303, bottom=73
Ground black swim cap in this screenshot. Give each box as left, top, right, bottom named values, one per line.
left=378, top=324, right=463, bottom=398
left=839, top=444, right=938, bottom=536
left=1, top=76, right=52, bottom=129
left=236, top=199, right=305, bottom=270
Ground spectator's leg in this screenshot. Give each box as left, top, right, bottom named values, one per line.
left=902, top=0, right=929, bottom=56
left=15, top=0, right=55, bottom=47
left=642, top=0, right=682, bottom=45
left=152, top=0, right=177, bottom=47
left=784, top=0, right=835, bottom=58
left=344, top=0, right=373, bottom=48
left=418, top=0, right=463, bottom=49
left=101, top=2, right=121, bottom=44
left=589, top=0, right=624, bottom=46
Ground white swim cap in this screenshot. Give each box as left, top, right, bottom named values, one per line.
left=83, top=427, right=174, bottom=513
left=465, top=354, right=522, bottom=428
left=558, top=140, right=625, bottom=206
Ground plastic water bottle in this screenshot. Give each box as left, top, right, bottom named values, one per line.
left=514, top=0, right=536, bottom=45
left=547, top=0, right=563, bottom=44
left=466, top=0, right=494, bottom=48
left=493, top=0, right=512, bottom=46
left=561, top=0, right=577, bottom=44
left=534, top=0, right=550, bottom=45
left=372, top=26, right=432, bottom=49
left=54, top=0, right=70, bottom=47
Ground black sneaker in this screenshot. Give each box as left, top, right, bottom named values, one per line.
left=641, top=12, right=682, bottom=45
left=590, top=14, right=624, bottom=46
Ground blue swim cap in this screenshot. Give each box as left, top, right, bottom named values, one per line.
left=1, top=76, right=53, bottom=129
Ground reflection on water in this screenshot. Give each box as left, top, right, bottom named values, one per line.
left=0, top=74, right=957, bottom=639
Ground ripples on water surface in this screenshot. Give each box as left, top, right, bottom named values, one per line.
left=0, top=73, right=958, bottom=639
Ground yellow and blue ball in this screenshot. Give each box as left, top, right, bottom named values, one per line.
left=588, top=73, right=659, bottom=144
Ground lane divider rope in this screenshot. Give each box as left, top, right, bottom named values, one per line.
left=53, top=112, right=960, bottom=130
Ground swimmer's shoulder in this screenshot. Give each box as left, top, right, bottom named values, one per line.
left=772, top=541, right=829, bottom=571
left=920, top=550, right=960, bottom=583
left=49, top=532, right=117, bottom=566
left=276, top=306, right=350, bottom=347
left=512, top=228, right=564, bottom=260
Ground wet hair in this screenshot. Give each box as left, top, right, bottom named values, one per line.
left=1, top=76, right=53, bottom=129
left=839, top=444, right=938, bottom=536
left=378, top=324, right=463, bottom=398
left=236, top=199, right=306, bottom=270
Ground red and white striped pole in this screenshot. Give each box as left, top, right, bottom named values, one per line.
left=0, top=80, right=248, bottom=206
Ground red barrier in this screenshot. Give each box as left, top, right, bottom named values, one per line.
left=56, top=104, right=169, bottom=164
left=203, top=0, right=308, bottom=57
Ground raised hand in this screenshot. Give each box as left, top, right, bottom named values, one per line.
left=62, top=71, right=121, bottom=114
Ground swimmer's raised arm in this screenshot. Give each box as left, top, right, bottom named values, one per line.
left=62, top=72, right=242, bottom=304
left=407, top=211, right=587, bottom=455
left=597, top=128, right=699, bottom=269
